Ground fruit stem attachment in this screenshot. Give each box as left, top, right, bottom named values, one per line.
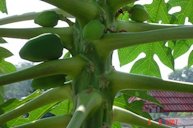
left=59, top=16, right=74, bottom=26
left=0, top=56, right=85, bottom=86
left=109, top=71, right=193, bottom=95
left=113, top=106, right=170, bottom=128
left=94, top=25, right=193, bottom=55
left=0, top=85, right=72, bottom=124
left=67, top=89, right=103, bottom=128
left=14, top=115, right=71, bottom=128
left=41, top=0, right=98, bottom=23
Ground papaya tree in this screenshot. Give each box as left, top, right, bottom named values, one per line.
left=1, top=0, right=193, bottom=128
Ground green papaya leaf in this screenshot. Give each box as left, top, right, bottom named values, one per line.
left=8, top=102, right=57, bottom=127
left=114, top=93, right=152, bottom=119
left=127, top=100, right=152, bottom=119
left=168, top=0, right=193, bottom=24
left=0, top=0, right=7, bottom=13
left=0, top=47, right=13, bottom=59
left=114, top=93, right=128, bottom=109
left=0, top=90, right=55, bottom=127
left=118, top=42, right=174, bottom=77
left=0, top=87, right=4, bottom=106
left=32, top=75, right=66, bottom=89
left=167, top=0, right=193, bottom=59
left=0, top=60, right=16, bottom=74
left=167, top=41, right=175, bottom=49
left=0, top=90, right=41, bottom=113
left=50, top=99, right=72, bottom=115
left=173, top=40, right=193, bottom=59
left=188, top=50, right=193, bottom=67
left=118, top=45, right=142, bottom=66
left=0, top=98, right=18, bottom=114
left=112, top=121, right=122, bottom=128
left=145, top=0, right=171, bottom=23
left=0, top=38, right=7, bottom=43
left=117, top=11, right=129, bottom=21
left=130, top=57, right=161, bottom=78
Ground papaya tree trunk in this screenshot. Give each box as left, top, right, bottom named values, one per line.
left=2, top=0, right=193, bottom=128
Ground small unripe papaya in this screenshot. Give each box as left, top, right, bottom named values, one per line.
left=34, top=11, right=60, bottom=27
left=32, top=75, right=66, bottom=89
left=19, top=33, right=63, bottom=62
left=129, top=4, right=149, bottom=22
left=83, top=20, right=105, bottom=41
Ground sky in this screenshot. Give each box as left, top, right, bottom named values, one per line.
left=0, top=0, right=191, bottom=79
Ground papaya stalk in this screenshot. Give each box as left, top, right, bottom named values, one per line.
left=94, top=26, right=193, bottom=56
left=0, top=27, right=73, bottom=43
left=113, top=106, right=170, bottom=128
left=114, top=21, right=185, bottom=32
left=0, top=27, right=74, bottom=50
left=109, top=71, right=193, bottom=95
left=0, top=8, right=72, bottom=25
left=0, top=56, right=85, bottom=86
left=66, top=89, right=103, bottom=128
left=0, top=85, right=72, bottom=124
left=41, top=0, right=99, bottom=24
left=14, top=115, right=71, bottom=128
left=1, top=0, right=193, bottom=127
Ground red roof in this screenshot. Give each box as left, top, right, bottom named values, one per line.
left=143, top=91, right=193, bottom=112
left=128, top=91, right=193, bottom=113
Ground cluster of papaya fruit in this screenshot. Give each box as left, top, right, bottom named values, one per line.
left=19, top=10, right=68, bottom=62
left=20, top=4, right=150, bottom=89
left=19, top=33, right=65, bottom=89
left=19, top=9, right=66, bottom=89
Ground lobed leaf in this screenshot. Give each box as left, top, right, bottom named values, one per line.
left=145, top=0, right=171, bottom=23
left=172, top=40, right=193, bottom=59
left=118, top=42, right=174, bottom=77
left=130, top=57, right=161, bottom=78
left=168, top=0, right=193, bottom=24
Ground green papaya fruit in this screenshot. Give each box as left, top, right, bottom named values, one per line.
left=19, top=33, right=63, bottom=62
left=83, top=20, right=105, bottom=41
left=34, top=11, right=60, bottom=27
left=32, top=75, right=66, bottom=89
left=129, top=4, right=149, bottom=22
